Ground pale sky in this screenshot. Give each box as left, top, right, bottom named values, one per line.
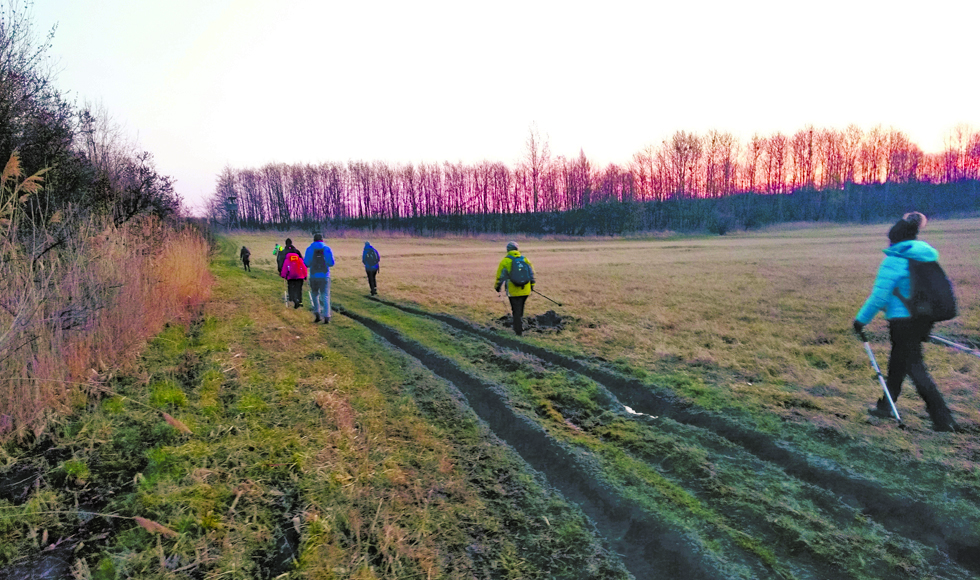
left=31, top=0, right=980, bottom=214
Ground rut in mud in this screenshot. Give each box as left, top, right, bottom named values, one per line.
left=362, top=296, right=980, bottom=577
left=335, top=304, right=767, bottom=580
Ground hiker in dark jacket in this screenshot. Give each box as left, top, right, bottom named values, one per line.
left=240, top=246, right=251, bottom=271
left=362, top=241, right=380, bottom=296
left=304, top=234, right=335, bottom=323
left=273, top=243, right=284, bottom=261
left=279, top=238, right=305, bottom=308
left=853, top=212, right=956, bottom=432
left=275, top=241, right=290, bottom=274
left=494, top=241, right=535, bottom=336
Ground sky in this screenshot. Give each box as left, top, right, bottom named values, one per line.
left=30, top=0, right=980, bottom=215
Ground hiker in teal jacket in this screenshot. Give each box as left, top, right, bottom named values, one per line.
left=853, top=212, right=956, bottom=431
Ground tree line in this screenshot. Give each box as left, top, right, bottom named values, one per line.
left=207, top=124, right=980, bottom=234
left=1, top=2, right=180, bottom=239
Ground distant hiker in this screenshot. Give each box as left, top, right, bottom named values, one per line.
left=853, top=212, right=957, bottom=432
left=240, top=246, right=251, bottom=271
left=494, top=241, right=535, bottom=336
left=279, top=238, right=306, bottom=309
left=275, top=241, right=288, bottom=275
left=362, top=241, right=380, bottom=296
left=305, top=233, right=335, bottom=323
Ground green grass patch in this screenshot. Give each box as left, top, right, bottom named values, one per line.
left=0, top=235, right=630, bottom=579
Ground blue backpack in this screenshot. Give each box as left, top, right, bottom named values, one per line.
left=310, top=248, right=328, bottom=274
left=509, top=256, right=532, bottom=288
left=364, top=247, right=379, bottom=267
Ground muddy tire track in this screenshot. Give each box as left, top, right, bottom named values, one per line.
left=365, top=297, right=980, bottom=575
left=334, top=303, right=768, bottom=580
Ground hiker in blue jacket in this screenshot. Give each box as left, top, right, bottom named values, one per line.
left=304, top=234, right=335, bottom=324
left=853, top=212, right=956, bottom=432
left=362, top=241, right=380, bottom=296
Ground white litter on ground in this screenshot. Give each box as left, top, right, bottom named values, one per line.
left=623, top=405, right=658, bottom=419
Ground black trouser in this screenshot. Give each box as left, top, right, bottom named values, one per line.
left=508, top=295, right=527, bottom=335
left=242, top=258, right=250, bottom=271
left=885, top=318, right=953, bottom=426
left=366, top=269, right=377, bottom=294
left=287, top=279, right=304, bottom=306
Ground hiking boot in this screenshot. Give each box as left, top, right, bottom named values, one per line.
left=294, top=302, right=302, bottom=309
left=931, top=411, right=959, bottom=433
left=867, top=399, right=892, bottom=419
left=314, top=313, right=321, bottom=323
left=323, top=317, right=329, bottom=324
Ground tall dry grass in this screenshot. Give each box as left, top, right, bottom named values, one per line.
left=0, top=152, right=212, bottom=441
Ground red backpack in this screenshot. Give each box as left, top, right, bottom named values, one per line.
left=284, top=253, right=308, bottom=279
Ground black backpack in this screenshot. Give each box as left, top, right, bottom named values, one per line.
left=509, top=256, right=532, bottom=288
left=364, top=247, right=379, bottom=267
left=311, top=248, right=328, bottom=274
left=894, top=259, right=956, bottom=322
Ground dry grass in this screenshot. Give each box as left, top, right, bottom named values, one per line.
left=229, top=219, right=980, bottom=430
left=0, top=211, right=212, bottom=441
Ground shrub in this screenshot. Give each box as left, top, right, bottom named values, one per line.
left=0, top=152, right=212, bottom=442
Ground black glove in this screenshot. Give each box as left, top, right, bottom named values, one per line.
left=530, top=282, right=535, bottom=291
left=852, top=320, right=865, bottom=340
left=494, top=284, right=501, bottom=293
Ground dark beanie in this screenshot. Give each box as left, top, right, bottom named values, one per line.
left=314, top=233, right=323, bottom=241
left=887, top=212, right=925, bottom=244
left=285, top=238, right=292, bottom=246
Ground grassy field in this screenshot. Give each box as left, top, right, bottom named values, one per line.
left=2, top=220, right=979, bottom=579
left=237, top=220, right=980, bottom=435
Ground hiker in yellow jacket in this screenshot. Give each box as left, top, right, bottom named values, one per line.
left=494, top=241, right=535, bottom=336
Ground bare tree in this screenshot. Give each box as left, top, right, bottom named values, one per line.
left=744, top=134, right=764, bottom=193
left=860, top=125, right=886, bottom=184
left=666, top=131, right=701, bottom=198
left=522, top=123, right=551, bottom=212
left=942, top=123, right=972, bottom=182
left=704, top=130, right=738, bottom=197
left=885, top=128, right=921, bottom=183
left=966, top=129, right=980, bottom=180
left=764, top=133, right=788, bottom=194
left=790, top=127, right=815, bottom=191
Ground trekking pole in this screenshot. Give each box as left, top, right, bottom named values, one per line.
left=532, top=289, right=563, bottom=307
left=929, top=334, right=980, bottom=359
left=860, top=331, right=902, bottom=423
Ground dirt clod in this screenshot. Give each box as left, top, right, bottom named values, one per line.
left=495, top=310, right=567, bottom=333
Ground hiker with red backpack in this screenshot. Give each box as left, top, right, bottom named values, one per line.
left=305, top=234, right=335, bottom=323
left=362, top=241, right=380, bottom=296
left=279, top=238, right=306, bottom=309
left=494, top=241, right=535, bottom=336
left=852, top=212, right=958, bottom=432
